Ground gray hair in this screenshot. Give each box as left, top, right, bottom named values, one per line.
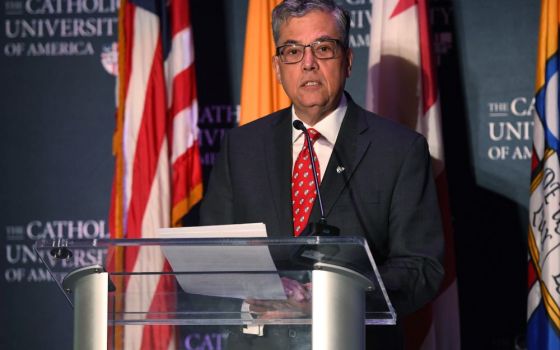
left=272, top=0, right=351, bottom=49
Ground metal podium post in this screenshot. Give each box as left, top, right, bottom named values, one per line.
left=62, top=265, right=109, bottom=350
left=312, top=262, right=374, bottom=350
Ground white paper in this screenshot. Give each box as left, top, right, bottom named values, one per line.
left=158, top=223, right=286, bottom=300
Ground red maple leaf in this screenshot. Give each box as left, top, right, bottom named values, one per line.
left=390, top=0, right=417, bottom=19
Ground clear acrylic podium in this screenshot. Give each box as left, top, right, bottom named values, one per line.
left=35, top=235, right=396, bottom=350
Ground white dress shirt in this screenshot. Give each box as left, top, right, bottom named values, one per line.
left=291, top=94, right=348, bottom=180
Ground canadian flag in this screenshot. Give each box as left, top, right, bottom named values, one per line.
left=366, top=1, right=461, bottom=349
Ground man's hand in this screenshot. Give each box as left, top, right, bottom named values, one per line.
left=246, top=277, right=312, bottom=319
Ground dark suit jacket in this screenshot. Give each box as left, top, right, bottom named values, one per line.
left=199, top=94, right=444, bottom=346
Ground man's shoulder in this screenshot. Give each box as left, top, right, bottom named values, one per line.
left=349, top=100, right=423, bottom=143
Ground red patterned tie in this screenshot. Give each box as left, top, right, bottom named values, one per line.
left=292, top=128, right=321, bottom=236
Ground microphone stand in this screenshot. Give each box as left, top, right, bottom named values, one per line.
left=293, top=120, right=340, bottom=236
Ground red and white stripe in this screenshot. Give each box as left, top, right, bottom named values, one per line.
left=111, top=0, right=202, bottom=349
left=367, top=1, right=460, bottom=349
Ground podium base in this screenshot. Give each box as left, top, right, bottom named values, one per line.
left=312, top=262, right=374, bottom=350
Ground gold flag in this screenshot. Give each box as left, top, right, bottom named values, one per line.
left=240, top=0, right=290, bottom=125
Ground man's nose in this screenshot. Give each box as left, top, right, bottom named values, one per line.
left=302, top=46, right=318, bottom=70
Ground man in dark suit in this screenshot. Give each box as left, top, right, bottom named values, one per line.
left=200, top=0, right=444, bottom=348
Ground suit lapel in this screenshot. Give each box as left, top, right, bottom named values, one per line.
left=312, top=99, right=371, bottom=220
left=264, top=109, right=294, bottom=236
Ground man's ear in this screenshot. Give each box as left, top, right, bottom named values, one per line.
left=273, top=55, right=282, bottom=83
left=345, top=48, right=354, bottom=77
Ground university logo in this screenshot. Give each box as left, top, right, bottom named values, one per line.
left=101, top=42, right=118, bottom=76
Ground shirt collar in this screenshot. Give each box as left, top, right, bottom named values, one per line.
left=291, top=94, right=348, bottom=145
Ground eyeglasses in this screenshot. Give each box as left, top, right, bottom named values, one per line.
left=276, top=39, right=342, bottom=64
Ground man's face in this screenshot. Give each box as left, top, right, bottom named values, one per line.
left=274, top=10, right=353, bottom=124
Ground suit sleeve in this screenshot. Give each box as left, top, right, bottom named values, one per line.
left=199, top=132, right=235, bottom=225
left=378, top=135, right=445, bottom=316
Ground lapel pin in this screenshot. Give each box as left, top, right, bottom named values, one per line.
left=336, top=166, right=345, bottom=174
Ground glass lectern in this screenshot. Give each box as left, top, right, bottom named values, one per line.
left=35, top=235, right=396, bottom=350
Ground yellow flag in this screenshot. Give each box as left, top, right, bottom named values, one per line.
left=239, top=0, right=290, bottom=125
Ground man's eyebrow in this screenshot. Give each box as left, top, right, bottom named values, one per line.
left=314, top=35, right=337, bottom=42
left=280, top=36, right=338, bottom=46
left=279, top=39, right=300, bottom=46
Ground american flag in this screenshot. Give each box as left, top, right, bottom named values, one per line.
left=366, top=1, right=461, bottom=349
left=527, top=0, right=560, bottom=348
left=109, top=0, right=202, bottom=348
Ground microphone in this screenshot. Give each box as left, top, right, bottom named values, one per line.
left=292, top=120, right=339, bottom=236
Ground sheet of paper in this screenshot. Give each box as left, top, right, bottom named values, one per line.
left=158, top=223, right=286, bottom=300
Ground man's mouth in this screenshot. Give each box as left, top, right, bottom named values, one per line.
left=302, top=81, right=320, bottom=87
